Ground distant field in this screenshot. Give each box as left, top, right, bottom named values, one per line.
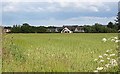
left=2, top=33, right=118, bottom=72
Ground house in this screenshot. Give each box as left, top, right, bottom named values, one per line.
left=47, top=26, right=57, bottom=32
left=3, top=27, right=11, bottom=33
left=47, top=26, right=63, bottom=33
left=61, top=27, right=72, bottom=33
left=4, top=29, right=11, bottom=33
left=61, top=25, right=84, bottom=33
left=47, top=25, right=85, bottom=33
left=74, top=26, right=85, bottom=32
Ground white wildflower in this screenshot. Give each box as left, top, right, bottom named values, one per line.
left=106, top=50, right=110, bottom=52
left=99, top=55, right=103, bottom=58
left=104, top=54, right=108, bottom=56
left=93, top=70, right=98, bottom=72
left=94, top=59, right=98, bottom=61
left=102, top=38, right=107, bottom=42
left=114, top=37, right=118, bottom=39
left=110, top=59, right=118, bottom=66
left=115, top=40, right=120, bottom=43
left=111, top=39, right=115, bottom=42
left=97, top=67, right=103, bottom=70
left=115, top=40, right=118, bottom=43
left=99, top=60, right=104, bottom=63
left=110, top=54, right=116, bottom=57
left=105, top=64, right=110, bottom=68
left=107, top=57, right=110, bottom=60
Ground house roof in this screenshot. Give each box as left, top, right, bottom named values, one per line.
left=63, top=25, right=84, bottom=31
left=47, top=25, right=84, bottom=32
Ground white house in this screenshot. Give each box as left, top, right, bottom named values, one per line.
left=74, top=27, right=84, bottom=32
left=61, top=27, right=72, bottom=33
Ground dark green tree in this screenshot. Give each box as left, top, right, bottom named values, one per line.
left=107, top=22, right=114, bottom=29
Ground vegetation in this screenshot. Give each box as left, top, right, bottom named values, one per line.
left=0, top=27, right=2, bottom=73
left=2, top=33, right=118, bottom=72
left=84, top=23, right=118, bottom=33
left=10, top=23, right=47, bottom=33
left=5, top=21, right=119, bottom=33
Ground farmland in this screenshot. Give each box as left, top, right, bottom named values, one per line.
left=2, top=33, right=119, bottom=72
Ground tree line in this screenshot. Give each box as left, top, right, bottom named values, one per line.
left=83, top=22, right=118, bottom=33
left=10, top=23, right=47, bottom=33
left=4, top=21, right=119, bottom=33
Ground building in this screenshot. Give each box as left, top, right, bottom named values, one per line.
left=47, top=26, right=63, bottom=33
left=74, top=26, right=85, bottom=32
left=61, top=25, right=84, bottom=33
left=61, top=27, right=72, bottom=33
left=3, top=27, right=11, bottom=33
left=47, top=25, right=85, bottom=33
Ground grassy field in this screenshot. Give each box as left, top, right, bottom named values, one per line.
left=2, top=33, right=119, bottom=72
left=0, top=28, right=2, bottom=73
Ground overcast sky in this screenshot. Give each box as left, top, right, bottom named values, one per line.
left=1, top=0, right=119, bottom=26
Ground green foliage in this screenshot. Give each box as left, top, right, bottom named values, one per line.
left=84, top=23, right=118, bottom=33
left=10, top=22, right=118, bottom=33
left=11, top=23, right=47, bottom=33
left=107, top=22, right=114, bottom=29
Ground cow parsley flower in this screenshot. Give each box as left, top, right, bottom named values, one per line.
left=94, top=59, right=98, bottom=61
left=99, top=55, right=103, bottom=58
left=106, top=50, right=110, bottom=52
left=100, top=60, right=104, bottom=62
left=114, top=37, right=118, bottom=40
left=104, top=54, right=108, bottom=56
left=111, top=39, right=115, bottom=42
left=110, top=59, right=118, bottom=66
left=102, top=38, right=107, bottom=42
left=110, top=54, right=116, bottom=57
left=97, top=67, right=103, bottom=71
left=93, top=70, right=98, bottom=72
left=107, top=57, right=110, bottom=60
left=105, top=64, right=110, bottom=68
left=115, top=40, right=120, bottom=43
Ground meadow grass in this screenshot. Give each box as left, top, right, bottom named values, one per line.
left=2, top=33, right=118, bottom=72
left=0, top=28, right=2, bottom=73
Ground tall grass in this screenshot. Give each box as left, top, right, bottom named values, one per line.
left=2, top=33, right=118, bottom=72
left=0, top=27, right=2, bottom=73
